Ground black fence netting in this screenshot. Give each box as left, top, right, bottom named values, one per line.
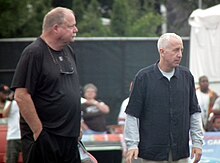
left=0, top=38, right=189, bottom=124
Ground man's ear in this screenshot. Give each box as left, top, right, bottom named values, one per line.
left=160, top=48, right=165, bottom=57
left=53, top=24, right=60, bottom=33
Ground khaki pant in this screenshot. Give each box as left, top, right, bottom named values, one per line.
left=139, top=151, right=189, bottom=163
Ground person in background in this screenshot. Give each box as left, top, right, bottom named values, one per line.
left=210, top=116, right=220, bottom=131
left=124, top=33, right=203, bottom=163
left=11, top=7, right=81, bottom=163
left=81, top=83, right=110, bottom=135
left=2, top=91, right=22, bottom=163
left=205, top=96, right=220, bottom=131
left=117, top=81, right=133, bottom=160
left=196, top=75, right=218, bottom=131
left=118, top=81, right=133, bottom=126
left=0, top=84, right=10, bottom=113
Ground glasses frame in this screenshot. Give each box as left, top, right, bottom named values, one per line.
left=47, top=47, right=74, bottom=75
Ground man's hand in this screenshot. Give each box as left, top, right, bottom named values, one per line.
left=33, top=126, right=43, bottom=141
left=191, top=147, right=202, bottom=163
left=126, top=148, right=138, bottom=163
left=78, top=128, right=83, bottom=141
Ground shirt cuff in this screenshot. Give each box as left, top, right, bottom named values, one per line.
left=126, top=140, right=139, bottom=150
left=192, top=142, right=203, bottom=149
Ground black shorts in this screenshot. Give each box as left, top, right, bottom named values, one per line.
left=21, top=130, right=80, bottom=163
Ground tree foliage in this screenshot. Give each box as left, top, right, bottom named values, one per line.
left=75, top=0, right=110, bottom=37
left=0, top=0, right=220, bottom=38
left=72, top=0, right=86, bottom=24
left=129, top=13, right=163, bottom=37
left=0, top=0, right=29, bottom=38
left=0, top=0, right=51, bottom=38
left=17, top=1, right=52, bottom=37
left=110, top=0, right=130, bottom=36
left=110, top=0, right=163, bottom=37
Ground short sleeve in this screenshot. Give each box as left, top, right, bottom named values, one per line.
left=125, top=74, right=146, bottom=118
left=11, top=45, right=42, bottom=95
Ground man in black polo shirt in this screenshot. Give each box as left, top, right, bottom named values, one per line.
left=124, top=33, right=203, bottom=163
left=11, top=7, right=81, bottom=163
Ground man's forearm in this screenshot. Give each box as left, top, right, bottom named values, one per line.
left=124, top=114, right=140, bottom=150
left=15, top=88, right=42, bottom=135
left=2, top=101, right=12, bottom=117
left=190, top=112, right=204, bottom=149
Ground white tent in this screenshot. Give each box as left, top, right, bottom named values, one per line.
left=188, top=4, right=220, bottom=87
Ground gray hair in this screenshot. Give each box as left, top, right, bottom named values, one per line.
left=157, top=33, right=182, bottom=53
left=83, top=83, right=98, bottom=93
left=42, top=7, right=74, bottom=32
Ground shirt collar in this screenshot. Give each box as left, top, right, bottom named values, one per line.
left=153, top=60, right=181, bottom=79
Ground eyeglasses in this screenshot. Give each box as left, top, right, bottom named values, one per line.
left=47, top=47, right=74, bottom=75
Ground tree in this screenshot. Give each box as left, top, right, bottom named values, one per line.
left=16, top=0, right=51, bottom=37
left=110, top=0, right=130, bottom=36
left=1, top=0, right=220, bottom=38
left=52, top=0, right=73, bottom=9
left=129, top=13, right=163, bottom=37
left=0, top=0, right=29, bottom=38
left=0, top=0, right=51, bottom=38
left=76, top=0, right=110, bottom=37
left=110, top=0, right=163, bottom=37
left=73, top=0, right=86, bottom=24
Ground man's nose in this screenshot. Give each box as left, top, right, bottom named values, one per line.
left=74, top=26, right=78, bottom=33
left=177, top=50, right=182, bottom=57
